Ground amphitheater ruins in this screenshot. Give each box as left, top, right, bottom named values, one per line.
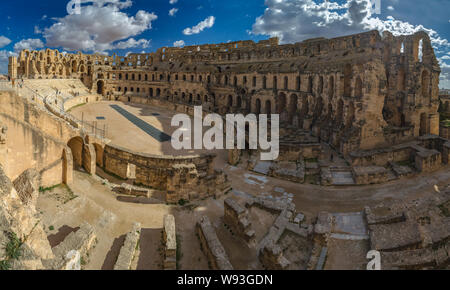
left=0, top=30, right=448, bottom=270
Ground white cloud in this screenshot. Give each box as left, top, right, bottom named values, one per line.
left=13, top=38, right=44, bottom=52
left=169, top=0, right=178, bottom=4
left=173, top=40, right=185, bottom=47
left=0, top=50, right=17, bottom=74
left=0, top=36, right=11, bottom=48
left=169, top=8, right=178, bottom=17
left=41, top=0, right=157, bottom=52
left=113, top=38, right=150, bottom=50
left=387, top=6, right=394, bottom=11
left=183, top=16, right=215, bottom=35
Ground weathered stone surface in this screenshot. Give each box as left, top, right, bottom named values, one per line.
left=114, top=222, right=141, bottom=270
left=163, top=215, right=177, bottom=270
left=196, top=216, right=233, bottom=270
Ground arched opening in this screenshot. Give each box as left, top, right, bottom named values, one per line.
left=398, top=67, right=406, bottom=91
left=93, top=143, right=104, bottom=168
left=255, top=99, right=261, bottom=114
left=228, top=95, right=233, bottom=107
left=314, top=97, right=324, bottom=121
left=337, top=99, right=344, bottom=124
left=420, top=113, right=428, bottom=136
left=328, top=76, right=335, bottom=98
left=288, top=94, right=298, bottom=124
left=284, top=76, right=289, bottom=90
left=347, top=102, right=355, bottom=127
left=319, top=76, right=324, bottom=94
left=265, top=100, right=272, bottom=115
left=97, top=80, right=104, bottom=95
left=355, top=77, right=363, bottom=97
left=308, top=76, right=313, bottom=93
left=421, top=70, right=430, bottom=98
left=344, top=64, right=352, bottom=97
left=237, top=96, right=242, bottom=108
left=277, top=93, right=287, bottom=114
left=67, top=137, right=84, bottom=170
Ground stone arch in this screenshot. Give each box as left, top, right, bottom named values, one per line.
left=67, top=137, right=84, bottom=169
left=265, top=100, right=272, bottom=115
left=228, top=95, right=233, bottom=107
left=255, top=98, right=261, bottom=114
left=62, top=147, right=73, bottom=185
left=277, top=92, right=287, bottom=114
left=97, top=80, right=105, bottom=95
left=355, top=76, right=363, bottom=97
left=308, top=76, right=313, bottom=93
left=319, top=76, right=324, bottom=94
left=337, top=99, right=344, bottom=124
left=421, top=70, right=430, bottom=98
left=288, top=94, right=298, bottom=124
left=420, top=112, right=428, bottom=136
left=344, top=64, right=352, bottom=97
left=328, top=76, right=335, bottom=98
left=93, top=143, right=104, bottom=168
left=398, top=67, right=406, bottom=91
left=347, top=101, right=355, bottom=127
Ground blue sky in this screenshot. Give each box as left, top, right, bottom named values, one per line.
left=0, top=0, right=449, bottom=87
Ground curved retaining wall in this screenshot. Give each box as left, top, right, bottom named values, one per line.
left=102, top=143, right=229, bottom=203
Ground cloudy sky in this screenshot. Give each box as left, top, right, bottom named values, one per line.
left=0, top=0, right=449, bottom=88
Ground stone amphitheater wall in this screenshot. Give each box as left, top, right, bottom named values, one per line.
left=0, top=91, right=78, bottom=187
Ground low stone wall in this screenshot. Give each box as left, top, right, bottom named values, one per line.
left=352, top=166, right=388, bottom=185
left=63, top=94, right=100, bottom=112
left=44, top=223, right=97, bottom=270
left=163, top=215, right=177, bottom=270
left=103, top=144, right=229, bottom=203
left=259, top=241, right=290, bottom=270
left=224, top=198, right=255, bottom=244
left=196, top=216, right=233, bottom=270
left=440, top=124, right=450, bottom=139
left=349, top=144, right=414, bottom=167
left=112, top=183, right=151, bottom=198
left=415, top=150, right=442, bottom=173
left=114, top=223, right=141, bottom=270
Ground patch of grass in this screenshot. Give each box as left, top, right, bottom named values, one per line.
left=0, top=232, right=24, bottom=270
left=305, top=158, right=319, bottom=163
left=178, top=199, right=188, bottom=206
left=438, top=202, right=450, bottom=217
left=442, top=119, right=450, bottom=128
left=4, top=232, right=23, bottom=260
left=39, top=184, right=61, bottom=193
left=396, top=160, right=415, bottom=167
left=63, top=184, right=78, bottom=204
left=304, top=174, right=319, bottom=185
left=49, top=226, right=55, bottom=231
left=67, top=103, right=87, bottom=112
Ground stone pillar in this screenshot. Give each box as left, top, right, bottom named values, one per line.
left=83, top=143, right=97, bottom=175
left=429, top=114, right=440, bottom=135
left=228, top=149, right=240, bottom=166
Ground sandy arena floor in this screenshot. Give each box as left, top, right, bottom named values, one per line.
left=70, top=101, right=227, bottom=158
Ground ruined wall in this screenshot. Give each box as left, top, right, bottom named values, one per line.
left=103, top=144, right=228, bottom=203
left=10, top=30, right=442, bottom=157
left=196, top=216, right=233, bottom=270
left=0, top=91, right=77, bottom=187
